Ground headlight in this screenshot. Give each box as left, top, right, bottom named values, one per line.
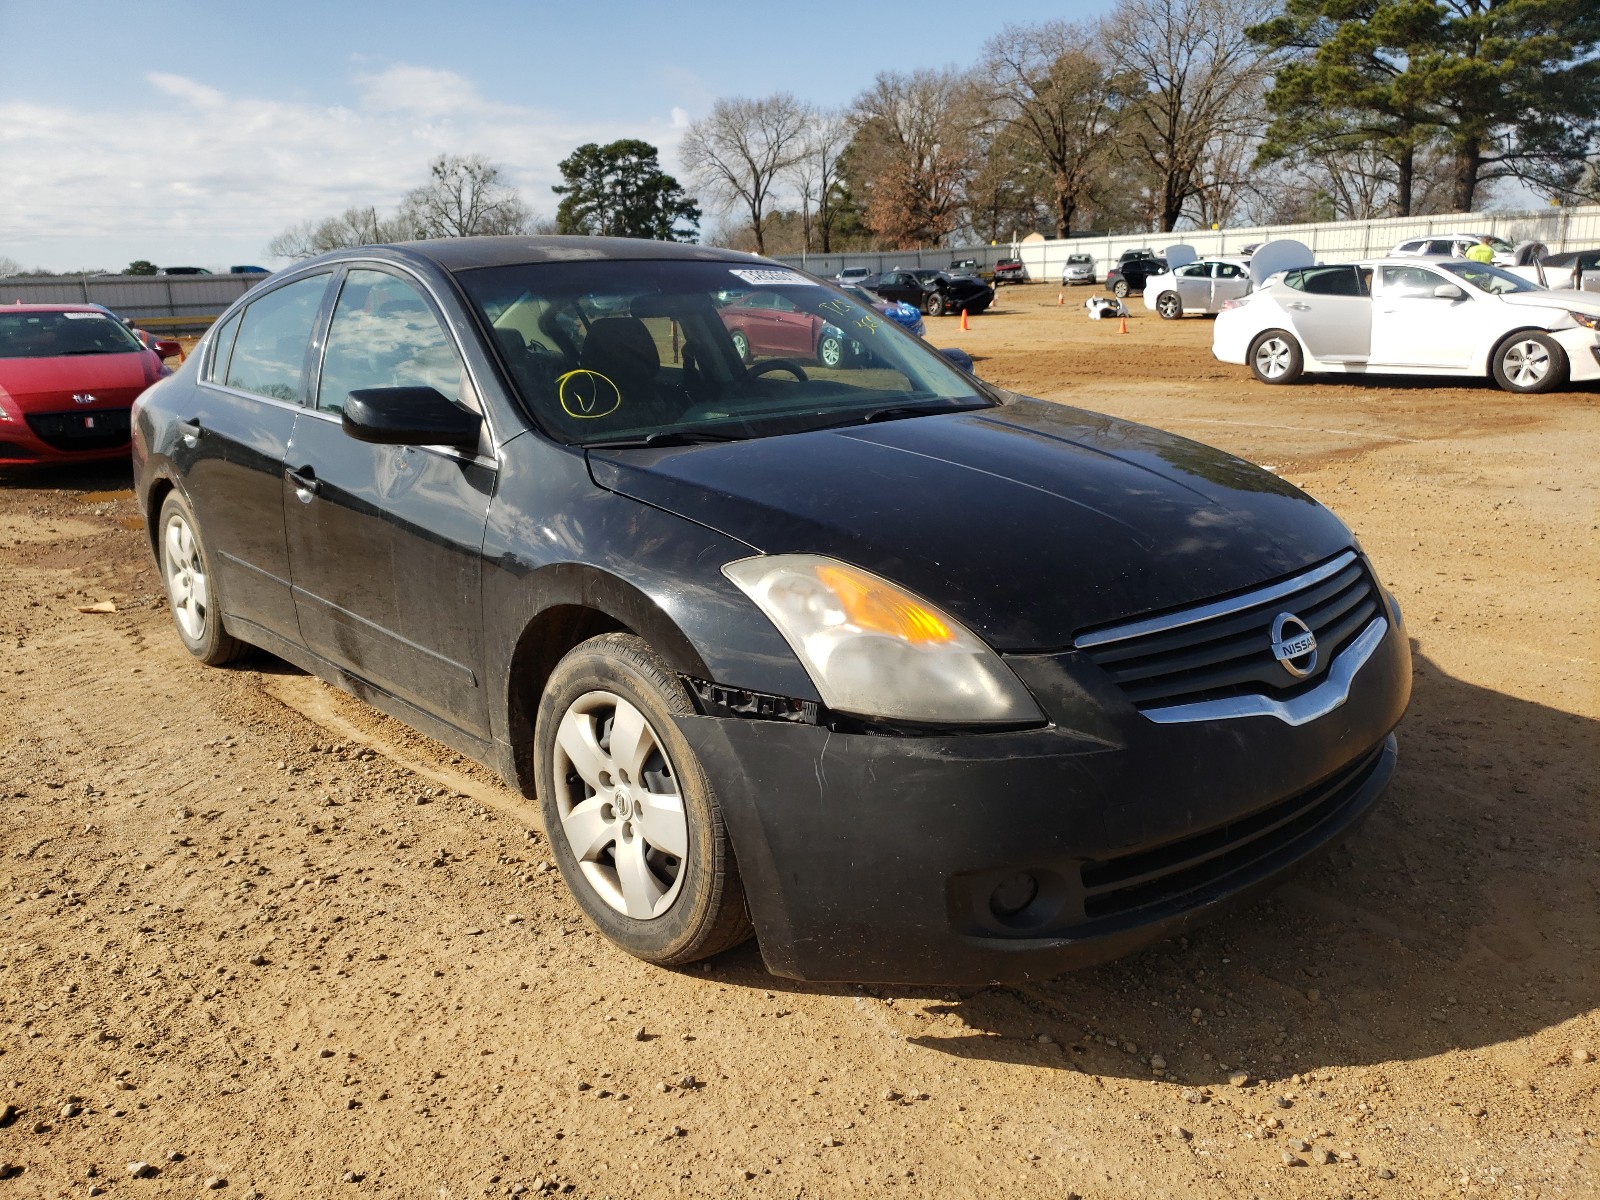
left=1567, top=310, right=1600, bottom=330
left=723, top=554, right=1043, bottom=725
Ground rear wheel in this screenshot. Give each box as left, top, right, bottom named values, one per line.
left=158, top=490, right=245, bottom=665
left=1248, top=330, right=1303, bottom=384
left=926, top=292, right=947, bottom=317
left=1156, top=291, right=1183, bottom=320
left=729, top=330, right=750, bottom=362
left=1491, top=331, right=1567, bottom=393
left=1112, top=279, right=1130, bottom=298
left=818, top=333, right=845, bottom=368
left=535, top=633, right=752, bottom=966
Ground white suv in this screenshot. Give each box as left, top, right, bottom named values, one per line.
left=1389, top=233, right=1515, bottom=267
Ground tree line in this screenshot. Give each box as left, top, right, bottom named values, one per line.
left=264, top=0, right=1600, bottom=261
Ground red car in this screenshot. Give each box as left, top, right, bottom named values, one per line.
left=0, top=305, right=177, bottom=466
left=719, top=291, right=852, bottom=367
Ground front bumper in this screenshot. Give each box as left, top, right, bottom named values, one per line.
left=1553, top=328, right=1600, bottom=382
left=0, top=405, right=133, bottom=466
left=679, top=616, right=1409, bottom=984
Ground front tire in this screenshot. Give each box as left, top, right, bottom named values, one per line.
left=729, top=330, right=750, bottom=363
left=1248, top=330, right=1304, bottom=384
left=158, top=490, right=244, bottom=665
left=925, top=292, right=947, bottom=317
left=1491, top=331, right=1567, bottom=393
left=535, top=633, right=752, bottom=966
left=818, top=333, right=845, bottom=368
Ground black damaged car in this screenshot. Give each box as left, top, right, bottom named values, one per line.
left=858, top=267, right=994, bottom=317
left=132, top=236, right=1410, bottom=984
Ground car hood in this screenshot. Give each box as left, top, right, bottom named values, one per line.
left=0, top=351, right=157, bottom=408
left=587, top=397, right=1354, bottom=650
left=1496, top=288, right=1600, bottom=316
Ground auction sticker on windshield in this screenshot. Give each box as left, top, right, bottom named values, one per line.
left=728, top=269, right=817, bottom=287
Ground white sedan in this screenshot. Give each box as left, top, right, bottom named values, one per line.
left=1143, top=256, right=1252, bottom=319
left=1213, top=258, right=1600, bottom=393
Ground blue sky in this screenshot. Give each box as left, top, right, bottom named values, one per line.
left=1, top=0, right=1104, bottom=272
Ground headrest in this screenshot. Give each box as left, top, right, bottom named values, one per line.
left=581, top=317, right=659, bottom=380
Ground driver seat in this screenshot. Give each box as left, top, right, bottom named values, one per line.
left=578, top=317, right=682, bottom=426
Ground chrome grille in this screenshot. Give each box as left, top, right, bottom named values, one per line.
left=1075, top=551, right=1380, bottom=713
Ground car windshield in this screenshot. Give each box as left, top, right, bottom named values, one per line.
left=0, top=311, right=145, bottom=359
left=457, top=259, right=989, bottom=447
left=1068, top=256, right=1091, bottom=265
left=1437, top=261, right=1538, bottom=295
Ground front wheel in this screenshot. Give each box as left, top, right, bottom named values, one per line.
left=729, top=330, right=750, bottom=362
left=158, top=490, right=245, bottom=665
left=925, top=292, right=947, bottom=317
left=1112, top=279, right=1130, bottom=298
left=1248, top=330, right=1304, bottom=384
left=1491, top=331, right=1567, bottom=393
left=535, top=634, right=752, bottom=966
left=818, top=333, right=845, bottom=368
left=1156, top=291, right=1183, bottom=320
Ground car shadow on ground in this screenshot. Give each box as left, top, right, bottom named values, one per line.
left=0, top=460, right=134, bottom=492
left=708, top=647, right=1598, bottom=1085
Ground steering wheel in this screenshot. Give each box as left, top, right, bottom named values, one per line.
left=747, top=359, right=808, bottom=382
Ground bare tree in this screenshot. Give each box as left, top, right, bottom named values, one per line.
left=849, top=68, right=977, bottom=249
left=681, top=95, right=810, bottom=256
left=786, top=107, right=852, bottom=253
left=1103, top=0, right=1279, bottom=231
left=266, top=205, right=412, bottom=260
left=979, top=22, right=1131, bottom=238
left=0, top=255, right=21, bottom=278
left=399, top=154, right=530, bottom=239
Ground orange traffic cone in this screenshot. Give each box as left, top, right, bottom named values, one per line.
left=960, top=308, right=969, bottom=330
left=1119, top=314, right=1129, bottom=334
left=1057, top=291, right=1064, bottom=305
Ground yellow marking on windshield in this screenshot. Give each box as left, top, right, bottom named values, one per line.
left=557, top=369, right=622, bottom=419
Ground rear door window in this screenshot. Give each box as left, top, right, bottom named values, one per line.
left=224, top=274, right=332, bottom=403
left=1284, top=266, right=1365, bottom=297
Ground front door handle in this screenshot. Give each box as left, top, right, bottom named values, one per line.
left=285, top=465, right=321, bottom=503
left=1285, top=302, right=1312, bottom=311
left=175, top=418, right=202, bottom=449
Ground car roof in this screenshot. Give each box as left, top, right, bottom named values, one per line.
left=296, top=235, right=770, bottom=274
left=0, top=303, right=111, bottom=314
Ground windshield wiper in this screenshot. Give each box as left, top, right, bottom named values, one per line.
left=804, top=400, right=989, bottom=433
left=584, top=428, right=749, bottom=449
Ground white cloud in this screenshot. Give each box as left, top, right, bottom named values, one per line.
left=0, top=64, right=693, bottom=272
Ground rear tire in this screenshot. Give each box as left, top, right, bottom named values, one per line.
left=535, top=633, right=752, bottom=966
left=729, top=330, right=750, bottom=363
left=1491, top=331, right=1567, bottom=393
left=1248, top=330, right=1303, bottom=384
left=926, top=292, right=947, bottom=317
left=1156, top=291, right=1183, bottom=320
left=1113, top=279, right=1130, bottom=298
left=818, top=333, right=845, bottom=368
left=158, top=490, right=245, bottom=666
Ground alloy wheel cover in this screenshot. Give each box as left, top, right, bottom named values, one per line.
left=552, top=690, right=689, bottom=920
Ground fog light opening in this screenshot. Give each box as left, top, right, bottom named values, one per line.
left=989, top=872, right=1039, bottom=920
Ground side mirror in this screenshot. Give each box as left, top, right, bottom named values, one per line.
left=1433, top=283, right=1467, bottom=301
left=153, top=339, right=183, bottom=361
left=342, top=386, right=482, bottom=451
left=938, top=347, right=974, bottom=373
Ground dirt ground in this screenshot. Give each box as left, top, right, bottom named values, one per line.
left=2, top=284, right=1597, bottom=1199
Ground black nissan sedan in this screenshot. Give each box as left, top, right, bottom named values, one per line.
left=132, top=236, right=1410, bottom=984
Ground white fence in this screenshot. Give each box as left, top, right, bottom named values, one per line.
left=776, top=204, right=1600, bottom=283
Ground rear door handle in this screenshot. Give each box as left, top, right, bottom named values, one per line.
left=1285, top=302, right=1311, bottom=311
left=285, top=465, right=321, bottom=502
left=175, top=418, right=202, bottom=449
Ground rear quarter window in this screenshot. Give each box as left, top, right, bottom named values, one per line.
left=1282, top=266, right=1366, bottom=297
